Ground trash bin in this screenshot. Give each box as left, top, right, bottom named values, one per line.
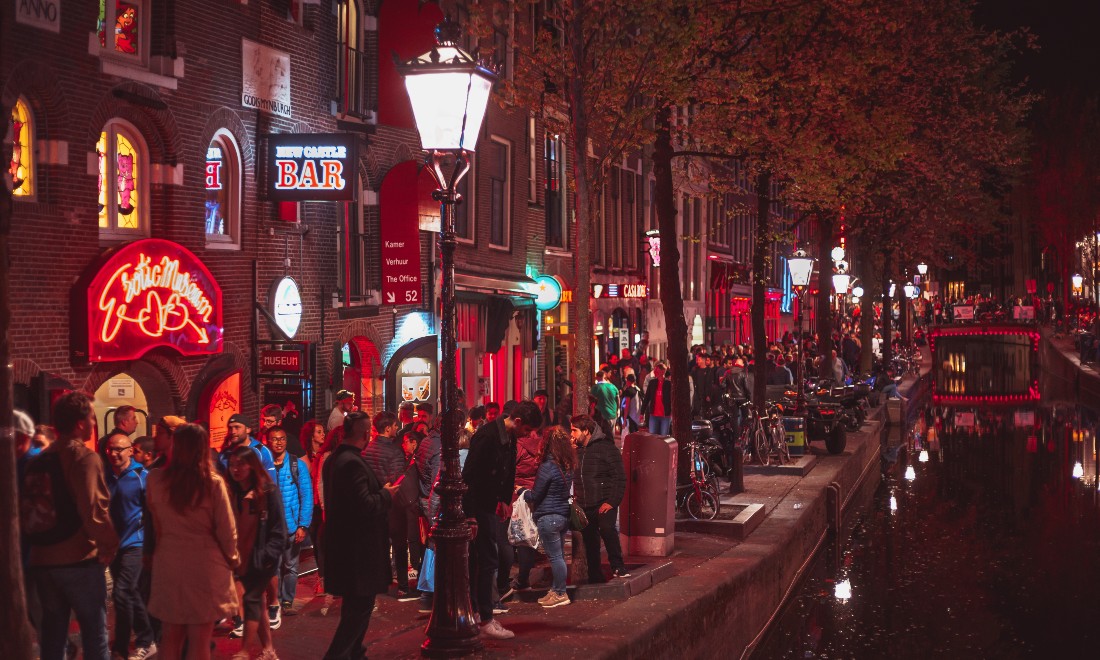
left=782, top=416, right=806, bottom=456
left=619, top=430, right=677, bottom=557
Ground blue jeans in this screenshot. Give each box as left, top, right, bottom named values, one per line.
left=35, top=560, right=109, bottom=660
left=278, top=538, right=302, bottom=605
left=110, top=547, right=153, bottom=655
left=648, top=416, right=671, bottom=435
left=536, top=514, right=569, bottom=595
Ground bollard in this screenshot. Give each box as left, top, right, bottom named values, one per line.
left=728, top=446, right=745, bottom=494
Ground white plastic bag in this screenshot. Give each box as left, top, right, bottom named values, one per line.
left=507, top=494, right=540, bottom=549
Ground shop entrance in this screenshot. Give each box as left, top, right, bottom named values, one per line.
left=339, top=337, right=383, bottom=418
left=91, top=362, right=174, bottom=443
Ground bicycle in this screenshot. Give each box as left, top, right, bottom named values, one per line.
left=762, top=403, right=791, bottom=465
left=737, top=401, right=772, bottom=466
left=676, top=441, right=720, bottom=520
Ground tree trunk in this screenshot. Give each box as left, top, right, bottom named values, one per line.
left=567, top=13, right=594, bottom=419
left=751, top=170, right=771, bottom=412
left=654, top=106, right=692, bottom=483
left=858, top=245, right=879, bottom=375
left=881, top=250, right=894, bottom=369
left=1, top=100, right=36, bottom=660
left=565, top=7, right=594, bottom=583
left=815, top=212, right=836, bottom=379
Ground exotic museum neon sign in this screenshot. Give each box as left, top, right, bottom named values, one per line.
left=84, top=239, right=223, bottom=362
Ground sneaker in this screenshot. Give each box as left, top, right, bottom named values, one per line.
left=611, top=568, right=632, bottom=579
left=282, top=602, right=298, bottom=616
left=408, top=567, right=419, bottom=581
left=128, top=643, right=157, bottom=660
left=395, top=589, right=419, bottom=602
left=268, top=604, right=282, bottom=630
left=492, top=601, right=509, bottom=615
left=215, top=617, right=233, bottom=630
left=228, top=619, right=245, bottom=638
left=539, top=591, right=570, bottom=609
left=479, top=618, right=515, bottom=640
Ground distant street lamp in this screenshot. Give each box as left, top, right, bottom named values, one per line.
left=830, top=246, right=846, bottom=263
left=1072, top=273, right=1084, bottom=292
left=917, top=262, right=929, bottom=276
left=788, top=248, right=816, bottom=414
left=398, top=18, right=496, bottom=657
left=904, top=282, right=918, bottom=299
left=851, top=285, right=865, bottom=298
left=832, top=272, right=851, bottom=295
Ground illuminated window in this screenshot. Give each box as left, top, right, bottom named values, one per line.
left=97, top=119, right=148, bottom=238
left=9, top=97, right=34, bottom=199
left=97, top=1, right=148, bottom=63
left=205, top=131, right=241, bottom=248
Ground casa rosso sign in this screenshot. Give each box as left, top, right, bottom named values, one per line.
left=267, top=133, right=357, bottom=201
left=82, top=239, right=223, bottom=362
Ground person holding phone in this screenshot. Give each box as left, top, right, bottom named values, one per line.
left=363, top=411, right=418, bottom=601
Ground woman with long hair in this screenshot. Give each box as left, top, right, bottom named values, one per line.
left=300, top=420, right=329, bottom=595
left=227, top=446, right=287, bottom=660
left=522, top=426, right=577, bottom=609
left=146, top=423, right=239, bottom=660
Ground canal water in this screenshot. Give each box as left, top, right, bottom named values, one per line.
left=754, top=369, right=1100, bottom=659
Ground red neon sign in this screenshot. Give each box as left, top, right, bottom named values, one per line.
left=84, top=239, right=223, bottom=362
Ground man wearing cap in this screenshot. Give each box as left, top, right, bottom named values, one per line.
left=532, top=389, right=559, bottom=429
left=328, top=390, right=357, bottom=433
left=217, top=414, right=276, bottom=479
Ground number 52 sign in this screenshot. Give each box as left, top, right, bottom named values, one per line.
left=379, top=162, right=425, bottom=307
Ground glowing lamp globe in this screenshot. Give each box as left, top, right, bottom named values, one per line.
left=917, top=262, right=928, bottom=276
left=904, top=282, right=918, bottom=299
left=830, top=246, right=845, bottom=263
left=832, top=273, right=851, bottom=294
left=851, top=285, right=865, bottom=298
left=398, top=20, right=496, bottom=152
left=788, top=248, right=816, bottom=289
left=1073, top=461, right=1084, bottom=479
left=1072, top=273, right=1084, bottom=291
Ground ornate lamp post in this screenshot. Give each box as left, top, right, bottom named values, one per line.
left=916, top=262, right=928, bottom=276
left=788, top=248, right=816, bottom=411
left=398, top=19, right=496, bottom=657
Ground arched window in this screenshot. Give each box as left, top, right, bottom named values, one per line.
left=98, top=119, right=148, bottom=237
left=9, top=97, right=34, bottom=199
left=205, top=130, right=241, bottom=248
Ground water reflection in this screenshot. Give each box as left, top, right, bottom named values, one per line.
left=755, top=396, right=1100, bottom=659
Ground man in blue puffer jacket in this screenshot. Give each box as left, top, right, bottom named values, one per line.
left=268, top=425, right=312, bottom=618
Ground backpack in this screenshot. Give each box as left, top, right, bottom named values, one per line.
left=19, top=450, right=82, bottom=546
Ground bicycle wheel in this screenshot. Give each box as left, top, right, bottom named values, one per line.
left=774, top=424, right=791, bottom=464
left=754, top=426, right=771, bottom=466
left=686, top=489, right=720, bottom=520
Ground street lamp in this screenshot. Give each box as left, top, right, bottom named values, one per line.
left=852, top=285, right=865, bottom=298
left=904, top=282, right=918, bottom=299
left=917, top=262, right=928, bottom=276
left=830, top=246, right=846, bottom=263
left=399, top=18, right=496, bottom=657
left=788, top=248, right=816, bottom=414
left=1073, top=273, right=1084, bottom=292
left=832, top=272, right=851, bottom=296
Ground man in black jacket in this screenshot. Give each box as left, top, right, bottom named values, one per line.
left=322, top=412, right=399, bottom=660
left=570, top=414, right=629, bottom=582
left=461, top=400, right=541, bottom=640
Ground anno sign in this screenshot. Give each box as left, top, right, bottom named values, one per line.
left=16, top=0, right=60, bottom=33
left=83, top=239, right=223, bottom=362
left=267, top=133, right=357, bottom=201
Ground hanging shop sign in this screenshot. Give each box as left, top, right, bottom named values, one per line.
left=532, top=275, right=563, bottom=311
left=379, top=161, right=424, bottom=306
left=242, top=39, right=292, bottom=118
left=267, top=133, right=356, bottom=201
left=591, top=283, right=648, bottom=299
left=258, top=345, right=309, bottom=376
left=270, top=276, right=302, bottom=338
left=80, top=239, right=223, bottom=362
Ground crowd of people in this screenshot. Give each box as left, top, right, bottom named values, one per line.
left=14, top=384, right=633, bottom=658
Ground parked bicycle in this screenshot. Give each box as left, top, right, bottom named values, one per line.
left=677, top=441, right=720, bottom=520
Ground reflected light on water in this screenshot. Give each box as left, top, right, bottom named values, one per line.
left=1072, top=462, right=1084, bottom=479
left=905, top=465, right=916, bottom=481
left=919, top=449, right=929, bottom=463
left=834, top=579, right=852, bottom=601
left=889, top=495, right=898, bottom=513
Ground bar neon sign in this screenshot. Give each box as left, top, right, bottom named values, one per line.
left=267, top=133, right=356, bottom=201
left=84, top=239, right=223, bottom=361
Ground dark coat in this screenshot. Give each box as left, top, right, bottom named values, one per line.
left=363, top=434, right=406, bottom=485
left=461, top=418, right=516, bottom=514
left=322, top=443, right=392, bottom=597
left=641, top=376, right=673, bottom=417
left=574, top=429, right=626, bottom=510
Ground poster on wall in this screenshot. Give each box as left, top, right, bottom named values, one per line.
left=242, top=39, right=291, bottom=118
left=202, top=371, right=241, bottom=451
left=263, top=381, right=308, bottom=445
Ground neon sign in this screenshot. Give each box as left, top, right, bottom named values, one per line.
left=83, top=239, right=223, bottom=362
left=267, top=133, right=356, bottom=201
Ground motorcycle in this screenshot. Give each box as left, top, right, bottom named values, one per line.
left=778, top=385, right=848, bottom=455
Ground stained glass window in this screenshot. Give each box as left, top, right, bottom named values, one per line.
left=98, top=1, right=142, bottom=57
left=98, top=120, right=146, bottom=237
left=9, top=97, right=33, bottom=198
left=205, top=132, right=240, bottom=246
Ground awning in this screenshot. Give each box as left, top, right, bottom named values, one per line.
left=455, top=271, right=537, bottom=303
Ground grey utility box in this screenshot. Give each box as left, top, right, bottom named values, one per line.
left=619, top=430, right=677, bottom=557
